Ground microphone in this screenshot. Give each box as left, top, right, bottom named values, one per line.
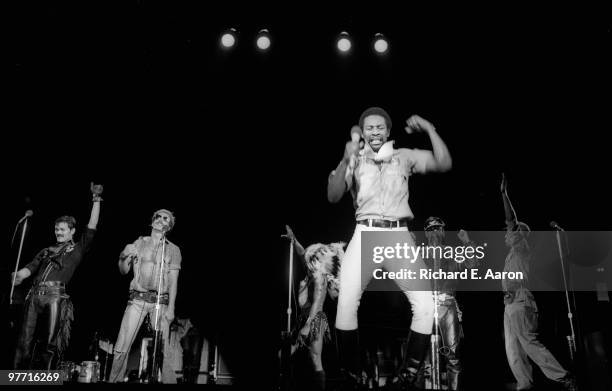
left=17, top=210, right=33, bottom=223
left=550, top=221, right=564, bottom=231
left=350, top=125, right=362, bottom=143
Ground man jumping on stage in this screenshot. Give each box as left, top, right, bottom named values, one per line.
left=500, top=174, right=576, bottom=391
left=108, top=209, right=182, bottom=383
left=327, top=107, right=452, bottom=389
left=12, top=182, right=103, bottom=370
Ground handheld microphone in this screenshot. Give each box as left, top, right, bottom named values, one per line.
left=17, top=210, right=33, bottom=223
left=350, top=125, right=362, bottom=143
left=550, top=221, right=564, bottom=231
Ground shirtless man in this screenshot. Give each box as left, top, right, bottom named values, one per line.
left=108, top=209, right=182, bottom=383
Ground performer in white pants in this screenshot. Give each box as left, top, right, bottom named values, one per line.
left=327, top=107, right=452, bottom=389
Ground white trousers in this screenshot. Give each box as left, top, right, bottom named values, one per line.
left=335, top=223, right=434, bottom=334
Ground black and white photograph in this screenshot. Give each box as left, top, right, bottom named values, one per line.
left=4, top=2, right=612, bottom=390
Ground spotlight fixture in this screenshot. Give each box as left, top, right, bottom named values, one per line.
left=256, top=29, right=271, bottom=51
left=336, top=31, right=352, bottom=53
left=220, top=28, right=237, bottom=49
left=373, top=33, right=389, bottom=54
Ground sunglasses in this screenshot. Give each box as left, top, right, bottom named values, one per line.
left=154, top=214, right=171, bottom=222
left=425, top=226, right=444, bottom=232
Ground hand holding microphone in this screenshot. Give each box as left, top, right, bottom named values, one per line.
left=350, top=125, right=362, bottom=143
left=121, top=244, right=139, bottom=264
left=281, top=225, right=296, bottom=241
left=343, top=125, right=362, bottom=163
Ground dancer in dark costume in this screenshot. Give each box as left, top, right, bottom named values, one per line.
left=12, top=182, right=103, bottom=369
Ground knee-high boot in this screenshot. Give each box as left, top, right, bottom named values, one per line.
left=397, top=330, right=430, bottom=390
left=312, top=370, right=326, bottom=391
left=336, top=329, right=362, bottom=388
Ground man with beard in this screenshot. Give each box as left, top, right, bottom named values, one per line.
left=327, top=107, right=452, bottom=390
left=108, top=209, right=182, bottom=383
left=500, top=174, right=576, bottom=391
left=12, top=182, right=103, bottom=370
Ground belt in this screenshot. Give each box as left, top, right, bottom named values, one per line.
left=38, top=281, right=66, bottom=288
left=32, top=284, right=66, bottom=296
left=436, top=293, right=455, bottom=302
left=33, top=288, right=65, bottom=296
left=357, top=219, right=408, bottom=228
left=129, top=290, right=169, bottom=305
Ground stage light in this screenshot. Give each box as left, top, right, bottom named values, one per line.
left=337, top=31, right=352, bottom=53
left=374, top=33, right=388, bottom=54
left=256, top=29, right=271, bottom=51
left=220, top=28, right=237, bottom=49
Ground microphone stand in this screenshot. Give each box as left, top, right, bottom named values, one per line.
left=150, top=230, right=167, bottom=383
left=10, top=216, right=30, bottom=305
left=553, top=227, right=577, bottom=361
left=431, top=250, right=441, bottom=390
left=279, top=237, right=294, bottom=391
left=287, top=238, right=294, bottom=335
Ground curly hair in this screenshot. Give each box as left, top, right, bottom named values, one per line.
left=303, top=242, right=345, bottom=278
left=359, top=106, right=392, bottom=131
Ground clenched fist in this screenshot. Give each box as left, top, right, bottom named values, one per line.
left=405, top=115, right=436, bottom=134
left=91, top=182, right=104, bottom=202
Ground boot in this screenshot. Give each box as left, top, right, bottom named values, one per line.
left=336, top=329, right=361, bottom=376
left=312, top=370, right=326, bottom=391
left=395, top=331, right=430, bottom=390
left=447, top=368, right=460, bottom=391
left=558, top=374, right=577, bottom=391
left=336, top=329, right=363, bottom=390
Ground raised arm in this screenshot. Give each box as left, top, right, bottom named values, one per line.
left=299, top=270, right=328, bottom=339
left=283, top=225, right=310, bottom=274
left=405, top=115, right=452, bottom=173
left=500, top=173, right=518, bottom=230
left=457, top=229, right=481, bottom=270
left=328, top=126, right=361, bottom=203
left=283, top=225, right=306, bottom=257
left=88, top=182, right=103, bottom=229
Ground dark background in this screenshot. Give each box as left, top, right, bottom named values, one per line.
left=4, top=1, right=612, bottom=389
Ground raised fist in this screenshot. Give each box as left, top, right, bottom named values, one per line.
left=457, top=229, right=471, bottom=244
left=91, top=182, right=104, bottom=201
left=405, top=115, right=435, bottom=134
